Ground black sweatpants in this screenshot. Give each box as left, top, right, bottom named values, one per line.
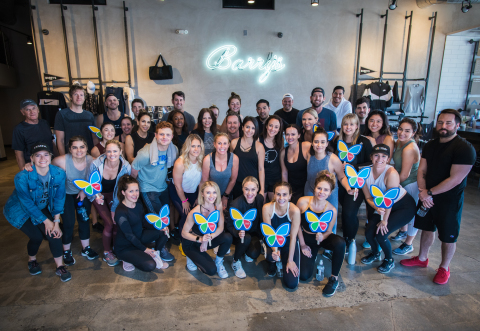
left=182, top=232, right=233, bottom=276
left=232, top=233, right=262, bottom=261
left=19, top=208, right=63, bottom=258
left=365, top=193, right=416, bottom=259
left=299, top=231, right=346, bottom=281
left=115, top=229, right=169, bottom=272
left=266, top=237, right=301, bottom=290
left=62, top=194, right=91, bottom=245
left=338, top=184, right=366, bottom=243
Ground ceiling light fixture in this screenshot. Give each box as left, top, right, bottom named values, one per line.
left=389, top=0, right=397, bottom=10
left=26, top=36, right=33, bottom=45
left=311, top=0, right=319, bottom=6
left=248, top=0, right=255, bottom=4
left=461, top=0, right=472, bottom=13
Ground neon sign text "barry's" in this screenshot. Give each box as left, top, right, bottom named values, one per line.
left=206, top=45, right=285, bottom=83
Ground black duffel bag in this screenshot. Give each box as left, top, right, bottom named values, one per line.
left=149, top=54, right=173, bottom=80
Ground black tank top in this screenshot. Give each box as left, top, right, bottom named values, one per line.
left=233, top=138, right=258, bottom=183
left=131, top=131, right=155, bottom=158
left=300, top=202, right=328, bottom=232
left=103, top=111, right=124, bottom=137
left=284, top=143, right=308, bottom=190
left=260, top=136, right=281, bottom=182
left=101, top=161, right=122, bottom=193
left=270, top=202, right=291, bottom=230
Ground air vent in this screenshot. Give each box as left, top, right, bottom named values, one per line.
left=223, top=0, right=275, bottom=10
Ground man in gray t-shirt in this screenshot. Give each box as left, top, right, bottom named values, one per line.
left=160, top=91, right=195, bottom=132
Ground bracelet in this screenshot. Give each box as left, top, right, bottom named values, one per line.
left=53, top=219, right=61, bottom=223
left=182, top=198, right=188, bottom=203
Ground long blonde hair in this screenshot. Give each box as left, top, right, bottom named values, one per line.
left=180, top=134, right=204, bottom=170
left=302, top=108, right=319, bottom=121
left=339, top=113, right=360, bottom=144
left=198, top=181, right=221, bottom=206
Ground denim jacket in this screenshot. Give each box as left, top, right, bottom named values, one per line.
left=88, top=154, right=131, bottom=212
left=3, top=165, right=66, bottom=229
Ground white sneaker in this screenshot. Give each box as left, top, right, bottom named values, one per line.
left=231, top=260, right=246, bottom=279
left=216, top=258, right=228, bottom=279
left=123, top=261, right=135, bottom=272
left=244, top=254, right=254, bottom=263
left=276, top=261, right=283, bottom=278
left=186, top=256, right=197, bottom=271
left=153, top=250, right=169, bottom=269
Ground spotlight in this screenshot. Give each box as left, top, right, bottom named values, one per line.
left=389, top=0, right=397, bottom=10
left=26, top=36, right=33, bottom=45
left=311, top=0, right=319, bottom=6
left=461, top=0, right=472, bottom=13
left=248, top=0, right=255, bottom=3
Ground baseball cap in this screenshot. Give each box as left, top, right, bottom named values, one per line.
left=105, top=93, right=117, bottom=101
left=370, top=144, right=390, bottom=157
left=87, top=81, right=96, bottom=94
left=20, top=99, right=37, bottom=109
left=283, top=93, right=293, bottom=100
left=30, top=143, right=52, bottom=155
left=311, top=87, right=325, bottom=97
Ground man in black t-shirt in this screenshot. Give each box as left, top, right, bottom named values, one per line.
left=12, top=99, right=54, bottom=170
left=274, top=93, right=299, bottom=125
left=355, top=97, right=371, bottom=135
left=401, top=109, right=476, bottom=285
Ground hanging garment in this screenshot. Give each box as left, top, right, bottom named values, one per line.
left=105, top=86, right=126, bottom=114
left=123, top=86, right=135, bottom=118
left=37, top=91, right=68, bottom=128
left=403, top=84, right=425, bottom=114
left=349, top=84, right=368, bottom=104
left=84, top=93, right=99, bottom=115
left=363, top=82, right=393, bottom=111
left=393, top=81, right=400, bottom=103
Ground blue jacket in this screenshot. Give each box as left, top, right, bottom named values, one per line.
left=3, top=165, right=66, bottom=229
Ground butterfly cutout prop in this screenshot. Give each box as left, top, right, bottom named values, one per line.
left=230, top=208, right=257, bottom=243
left=193, top=210, right=220, bottom=246
left=345, top=164, right=371, bottom=201
left=313, top=124, right=335, bottom=141
left=145, top=204, right=170, bottom=237
left=261, top=223, right=290, bottom=248
left=337, top=140, right=362, bottom=162
left=73, top=170, right=102, bottom=198
left=89, top=126, right=102, bottom=139
left=305, top=210, right=334, bottom=244
left=370, top=185, right=400, bottom=220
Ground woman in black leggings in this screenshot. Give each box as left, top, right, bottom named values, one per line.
left=225, top=176, right=264, bottom=278
left=114, top=175, right=169, bottom=272
left=297, top=170, right=346, bottom=297
left=181, top=181, right=233, bottom=278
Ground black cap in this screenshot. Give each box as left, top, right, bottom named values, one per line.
left=20, top=99, right=37, bottom=109
left=371, top=144, right=390, bottom=157
left=311, top=87, right=325, bottom=97
left=30, top=143, right=51, bottom=155
left=105, top=93, right=117, bottom=101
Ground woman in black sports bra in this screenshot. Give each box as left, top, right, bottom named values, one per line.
left=281, top=124, right=311, bottom=204
left=297, top=170, right=346, bottom=297
left=231, top=116, right=265, bottom=200
left=259, top=115, right=283, bottom=201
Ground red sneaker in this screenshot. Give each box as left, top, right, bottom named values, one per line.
left=433, top=267, right=450, bottom=285
left=400, top=256, right=428, bottom=268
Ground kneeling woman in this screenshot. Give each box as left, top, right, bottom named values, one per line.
left=262, top=182, right=301, bottom=290
left=225, top=176, right=264, bottom=278
left=360, top=144, right=416, bottom=273
left=3, top=143, right=71, bottom=281
left=181, top=181, right=233, bottom=278
left=114, top=175, right=169, bottom=272
left=297, top=170, right=346, bottom=297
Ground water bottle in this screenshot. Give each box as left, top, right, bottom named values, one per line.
left=316, top=260, right=325, bottom=281
left=417, top=205, right=429, bottom=217
left=77, top=201, right=89, bottom=222
left=348, top=239, right=356, bottom=265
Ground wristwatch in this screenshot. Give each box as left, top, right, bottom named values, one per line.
left=427, top=190, right=433, bottom=196
left=196, top=236, right=200, bottom=243
left=223, top=192, right=229, bottom=198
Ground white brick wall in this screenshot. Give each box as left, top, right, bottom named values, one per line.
left=435, top=36, right=475, bottom=116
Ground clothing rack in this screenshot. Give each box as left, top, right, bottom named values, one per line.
left=354, top=10, right=437, bottom=125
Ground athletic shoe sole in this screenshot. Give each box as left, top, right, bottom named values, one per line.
left=103, top=258, right=120, bottom=267
left=361, top=256, right=382, bottom=265
left=160, top=255, right=174, bottom=262
left=60, top=276, right=72, bottom=282
left=378, top=264, right=395, bottom=274
left=81, top=252, right=99, bottom=260
left=393, top=246, right=414, bottom=256
left=29, top=270, right=42, bottom=276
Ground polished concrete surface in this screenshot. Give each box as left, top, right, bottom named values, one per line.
left=0, top=148, right=479, bottom=330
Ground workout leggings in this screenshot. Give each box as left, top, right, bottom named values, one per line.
left=92, top=192, right=117, bottom=252
left=299, top=231, right=346, bottom=281
left=232, top=233, right=262, bottom=261
left=365, top=193, right=416, bottom=260
left=338, top=184, right=365, bottom=243
left=62, top=194, right=91, bottom=245
left=266, top=237, right=301, bottom=290
left=168, top=181, right=198, bottom=233
left=182, top=232, right=233, bottom=276
left=19, top=208, right=63, bottom=258
left=115, top=229, right=168, bottom=272
left=403, top=182, right=419, bottom=237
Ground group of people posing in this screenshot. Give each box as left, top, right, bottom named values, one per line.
left=6, top=84, right=476, bottom=297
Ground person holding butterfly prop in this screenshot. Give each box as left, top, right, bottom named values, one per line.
left=297, top=170, right=346, bottom=297
left=114, top=175, right=169, bottom=272
left=360, top=144, right=416, bottom=273
left=91, top=123, right=125, bottom=159
left=181, top=181, right=233, bottom=278
left=261, top=182, right=301, bottom=290
left=225, top=176, right=264, bottom=278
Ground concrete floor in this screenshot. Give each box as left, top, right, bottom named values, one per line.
left=0, top=148, right=479, bottom=331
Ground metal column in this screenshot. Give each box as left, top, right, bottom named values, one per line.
left=354, top=9, right=363, bottom=103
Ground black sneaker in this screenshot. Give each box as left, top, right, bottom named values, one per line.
left=55, top=266, right=72, bottom=282
left=377, top=258, right=395, bottom=274
left=361, top=252, right=382, bottom=265
left=28, top=260, right=42, bottom=275
left=322, top=250, right=333, bottom=262
left=81, top=246, right=99, bottom=260
left=63, top=250, right=76, bottom=266
left=160, top=247, right=174, bottom=262
left=322, top=276, right=339, bottom=297
left=266, top=262, right=276, bottom=277
left=92, top=222, right=104, bottom=233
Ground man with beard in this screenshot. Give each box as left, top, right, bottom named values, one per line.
left=401, top=109, right=476, bottom=285
left=296, top=87, right=337, bottom=131
left=355, top=97, right=371, bottom=134
left=160, top=91, right=196, bottom=132
left=96, top=93, right=127, bottom=137
left=274, top=93, right=299, bottom=125
left=256, top=99, right=271, bottom=134
left=325, top=86, right=352, bottom=130
left=225, top=111, right=241, bottom=141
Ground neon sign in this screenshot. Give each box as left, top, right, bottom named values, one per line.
left=206, top=45, right=285, bottom=83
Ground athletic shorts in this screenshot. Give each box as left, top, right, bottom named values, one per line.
left=414, top=193, right=464, bottom=243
